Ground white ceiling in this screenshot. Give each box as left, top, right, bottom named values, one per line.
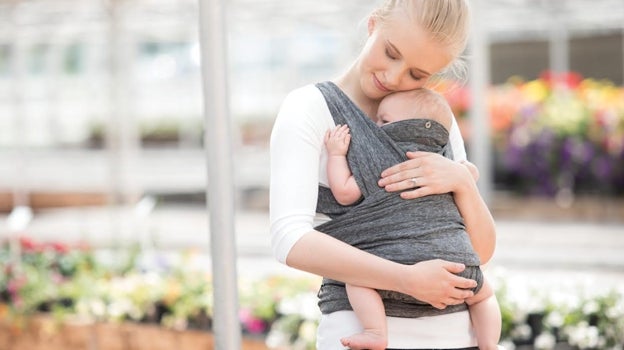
left=1, top=0, right=623, bottom=42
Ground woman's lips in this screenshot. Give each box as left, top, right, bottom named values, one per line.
left=373, top=75, right=391, bottom=92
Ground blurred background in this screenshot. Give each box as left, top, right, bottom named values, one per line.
left=0, top=0, right=623, bottom=349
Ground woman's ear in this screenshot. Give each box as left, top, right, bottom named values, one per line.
left=367, top=16, right=376, bottom=35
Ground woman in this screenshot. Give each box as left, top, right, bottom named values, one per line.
left=270, top=1, right=496, bottom=349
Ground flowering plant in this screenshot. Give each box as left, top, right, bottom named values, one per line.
left=436, top=72, right=624, bottom=197
left=0, top=237, right=319, bottom=339
left=499, top=73, right=624, bottom=197
left=0, top=238, right=201, bottom=327
left=3, top=237, right=623, bottom=349
left=492, top=269, right=624, bottom=350
left=0, top=237, right=97, bottom=319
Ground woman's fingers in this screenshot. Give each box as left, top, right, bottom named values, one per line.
left=404, top=259, right=477, bottom=308
left=378, top=165, right=421, bottom=189
left=380, top=156, right=420, bottom=179
left=431, top=302, right=446, bottom=310
left=399, top=186, right=430, bottom=199
left=378, top=152, right=430, bottom=188
left=432, top=292, right=473, bottom=310
left=379, top=151, right=467, bottom=197
left=438, top=261, right=476, bottom=304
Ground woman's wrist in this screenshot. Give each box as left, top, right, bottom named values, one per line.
left=394, top=263, right=416, bottom=296
left=460, top=160, right=479, bottom=182
left=453, top=161, right=477, bottom=195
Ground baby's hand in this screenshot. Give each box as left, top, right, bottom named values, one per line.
left=324, top=124, right=351, bottom=156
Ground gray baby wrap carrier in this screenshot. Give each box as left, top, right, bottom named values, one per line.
left=315, top=81, right=483, bottom=318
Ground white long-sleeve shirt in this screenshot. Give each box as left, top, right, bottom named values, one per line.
left=269, top=83, right=476, bottom=349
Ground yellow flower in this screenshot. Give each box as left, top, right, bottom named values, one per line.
left=522, top=80, right=550, bottom=103
left=163, top=282, right=181, bottom=305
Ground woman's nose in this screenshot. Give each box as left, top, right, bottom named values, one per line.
left=384, top=68, right=403, bottom=88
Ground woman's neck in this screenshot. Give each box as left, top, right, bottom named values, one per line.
left=333, top=71, right=380, bottom=122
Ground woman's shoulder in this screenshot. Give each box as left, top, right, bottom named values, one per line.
left=276, top=83, right=333, bottom=127
left=281, top=83, right=326, bottom=107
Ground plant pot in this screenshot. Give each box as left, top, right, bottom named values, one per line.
left=0, top=313, right=268, bottom=350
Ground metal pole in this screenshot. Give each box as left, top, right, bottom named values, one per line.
left=469, top=0, right=493, bottom=204
left=197, top=0, right=241, bottom=349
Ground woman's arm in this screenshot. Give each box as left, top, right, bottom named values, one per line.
left=377, top=152, right=496, bottom=264
left=287, top=230, right=477, bottom=309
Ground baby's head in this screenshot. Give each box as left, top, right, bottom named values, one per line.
left=376, top=88, right=453, bottom=129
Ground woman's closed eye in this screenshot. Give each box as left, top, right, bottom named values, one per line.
left=385, top=48, right=397, bottom=60
left=385, top=46, right=424, bottom=81
left=410, top=72, right=423, bottom=81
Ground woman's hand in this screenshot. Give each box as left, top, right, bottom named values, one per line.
left=399, top=259, right=477, bottom=310
left=378, top=151, right=472, bottom=199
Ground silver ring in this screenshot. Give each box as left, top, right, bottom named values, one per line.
left=410, top=177, right=418, bottom=187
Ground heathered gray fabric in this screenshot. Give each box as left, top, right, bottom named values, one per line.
left=314, top=81, right=483, bottom=318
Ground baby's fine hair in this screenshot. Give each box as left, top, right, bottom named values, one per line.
left=373, top=0, right=471, bottom=80
left=401, top=88, right=453, bottom=124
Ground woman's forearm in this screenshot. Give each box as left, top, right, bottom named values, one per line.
left=286, top=230, right=403, bottom=290
left=453, top=174, right=496, bottom=264
left=286, top=230, right=478, bottom=309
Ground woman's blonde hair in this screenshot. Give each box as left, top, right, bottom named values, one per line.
left=372, top=0, right=471, bottom=81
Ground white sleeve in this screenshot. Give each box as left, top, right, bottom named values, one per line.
left=448, top=116, right=467, bottom=162
left=269, top=86, right=332, bottom=264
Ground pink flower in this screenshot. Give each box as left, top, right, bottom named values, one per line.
left=239, top=308, right=267, bottom=334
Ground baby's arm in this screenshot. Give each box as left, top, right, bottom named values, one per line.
left=325, top=125, right=362, bottom=205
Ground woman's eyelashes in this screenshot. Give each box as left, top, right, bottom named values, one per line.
left=384, top=47, right=423, bottom=81
left=384, top=48, right=397, bottom=60
left=410, top=72, right=423, bottom=81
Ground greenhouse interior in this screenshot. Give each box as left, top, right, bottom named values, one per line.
left=1, top=0, right=624, bottom=349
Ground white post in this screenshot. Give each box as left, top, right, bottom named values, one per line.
left=549, top=18, right=569, bottom=77
left=469, top=0, right=492, bottom=204
left=106, top=0, right=139, bottom=243
left=46, top=40, right=63, bottom=146
left=8, top=3, right=31, bottom=273
left=9, top=5, right=30, bottom=210
left=197, top=0, right=241, bottom=349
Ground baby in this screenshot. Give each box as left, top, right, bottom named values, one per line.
left=325, top=88, right=501, bottom=350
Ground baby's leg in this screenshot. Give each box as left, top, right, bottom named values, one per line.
left=466, top=278, right=501, bottom=350
left=340, top=284, right=388, bottom=350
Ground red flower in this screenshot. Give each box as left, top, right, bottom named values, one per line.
left=49, top=242, right=70, bottom=254
left=539, top=70, right=583, bottom=89
left=18, top=237, right=39, bottom=252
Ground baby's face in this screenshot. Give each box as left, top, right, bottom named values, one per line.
left=375, top=94, right=416, bottom=126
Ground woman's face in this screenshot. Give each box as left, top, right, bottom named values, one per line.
left=358, top=12, right=454, bottom=101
